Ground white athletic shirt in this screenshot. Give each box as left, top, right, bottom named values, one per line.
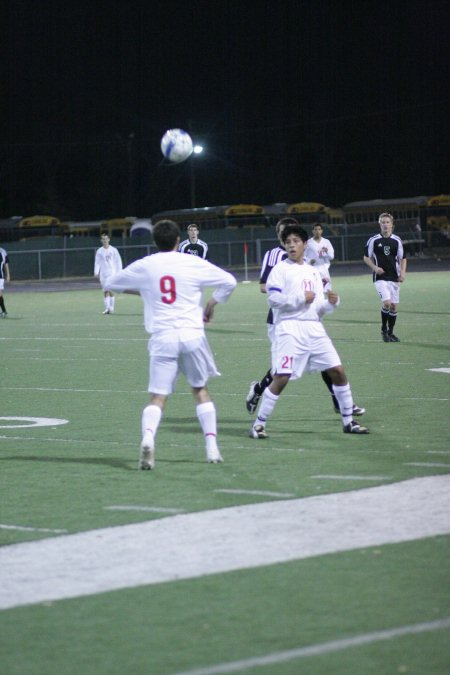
left=303, top=236, right=334, bottom=272
left=266, top=259, right=338, bottom=324
left=94, top=245, right=123, bottom=283
left=104, top=251, right=236, bottom=338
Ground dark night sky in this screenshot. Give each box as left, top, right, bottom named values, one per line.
left=1, top=0, right=449, bottom=219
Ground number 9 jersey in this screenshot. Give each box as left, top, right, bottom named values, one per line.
left=104, top=251, right=236, bottom=340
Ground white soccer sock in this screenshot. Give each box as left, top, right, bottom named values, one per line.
left=255, top=388, right=279, bottom=426
left=104, top=297, right=109, bottom=310
left=109, top=296, right=115, bottom=311
left=141, top=404, right=162, bottom=441
left=332, top=383, right=353, bottom=425
left=196, top=401, right=218, bottom=451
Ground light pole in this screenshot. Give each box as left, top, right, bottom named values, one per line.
left=189, top=144, right=204, bottom=208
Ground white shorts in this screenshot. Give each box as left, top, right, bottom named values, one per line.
left=148, top=334, right=220, bottom=395
left=374, top=280, right=400, bottom=304
left=0, top=280, right=4, bottom=291
left=272, top=320, right=341, bottom=381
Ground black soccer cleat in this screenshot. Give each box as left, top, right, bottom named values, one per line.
left=388, top=333, right=400, bottom=342
left=343, top=420, right=370, bottom=434
left=246, top=381, right=261, bottom=414
left=381, top=329, right=390, bottom=343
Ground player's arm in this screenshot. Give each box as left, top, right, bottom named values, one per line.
left=363, top=255, right=384, bottom=275
left=4, top=262, right=10, bottom=282
left=399, top=256, right=407, bottom=282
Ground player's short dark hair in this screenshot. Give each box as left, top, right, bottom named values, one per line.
left=280, top=224, right=309, bottom=243
left=152, top=219, right=181, bottom=251
left=187, top=223, right=199, bottom=231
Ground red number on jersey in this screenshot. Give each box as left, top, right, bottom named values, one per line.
left=160, top=275, right=176, bottom=304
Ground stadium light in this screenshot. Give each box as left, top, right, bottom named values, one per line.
left=190, top=144, right=204, bottom=207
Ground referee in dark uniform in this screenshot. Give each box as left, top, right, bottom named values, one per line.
left=364, top=212, right=407, bottom=342
left=179, top=224, right=208, bottom=259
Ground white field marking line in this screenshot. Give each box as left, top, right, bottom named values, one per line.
left=1, top=386, right=147, bottom=394
left=0, top=475, right=449, bottom=611
left=405, top=462, right=450, bottom=468
left=214, top=489, right=296, bottom=498
left=0, top=435, right=136, bottom=446
left=1, top=385, right=448, bottom=403
left=104, top=506, right=184, bottom=514
left=428, top=368, right=450, bottom=374
left=9, top=356, right=141, bottom=362
left=427, top=450, right=450, bottom=455
left=0, top=337, right=145, bottom=342
left=172, top=617, right=450, bottom=675
left=0, top=524, right=68, bottom=534
left=310, top=475, right=392, bottom=481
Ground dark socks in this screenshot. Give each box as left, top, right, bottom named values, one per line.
left=255, top=369, right=273, bottom=396
left=321, top=370, right=339, bottom=409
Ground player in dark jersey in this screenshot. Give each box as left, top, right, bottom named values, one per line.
left=179, top=224, right=209, bottom=259
left=364, top=212, right=407, bottom=342
left=246, top=218, right=365, bottom=417
left=0, top=246, right=10, bottom=317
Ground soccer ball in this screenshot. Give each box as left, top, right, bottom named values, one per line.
left=160, top=128, right=193, bottom=164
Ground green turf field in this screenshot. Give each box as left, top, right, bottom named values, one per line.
left=1, top=271, right=449, bottom=674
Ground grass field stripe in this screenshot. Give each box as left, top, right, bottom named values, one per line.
left=172, top=617, right=450, bottom=675
left=104, top=506, right=184, bottom=513
left=405, top=462, right=450, bottom=468
left=0, top=475, right=448, bottom=611
left=0, top=524, right=68, bottom=534
left=0, top=336, right=146, bottom=341
left=214, top=489, right=296, bottom=498
left=310, top=475, right=392, bottom=481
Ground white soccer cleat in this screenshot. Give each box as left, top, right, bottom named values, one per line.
left=139, top=433, right=155, bottom=470
left=207, top=448, right=224, bottom=464
left=102, top=309, right=110, bottom=315
left=249, top=424, right=268, bottom=439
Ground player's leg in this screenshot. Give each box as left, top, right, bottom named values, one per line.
left=321, top=370, right=365, bottom=416
left=246, top=369, right=272, bottom=414
left=326, top=366, right=369, bottom=434
left=387, top=283, right=401, bottom=341
left=108, top=291, right=115, bottom=314
left=0, top=287, right=7, bottom=316
left=102, top=289, right=110, bottom=314
left=375, top=280, right=391, bottom=341
left=250, top=373, right=290, bottom=439
left=140, top=350, right=178, bottom=469
left=181, top=337, right=223, bottom=463
left=192, top=387, right=222, bottom=464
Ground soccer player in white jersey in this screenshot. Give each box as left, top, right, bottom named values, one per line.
left=250, top=223, right=369, bottom=439
left=94, top=233, right=123, bottom=314
left=104, top=219, right=237, bottom=469
left=304, top=223, right=334, bottom=292
left=245, top=218, right=364, bottom=418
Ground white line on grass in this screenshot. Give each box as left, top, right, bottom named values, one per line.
left=104, top=506, right=184, bottom=514
left=310, top=475, right=391, bottom=481
left=0, top=475, right=449, bottom=611
left=171, top=617, right=450, bottom=675
left=405, top=462, right=450, bottom=468
left=0, top=524, right=68, bottom=534
left=428, top=368, right=450, bottom=374
left=214, top=489, right=296, bottom=498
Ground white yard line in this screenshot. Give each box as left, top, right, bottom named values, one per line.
left=405, top=462, right=450, bottom=468
left=214, top=489, right=296, bottom=498
left=0, top=524, right=68, bottom=534
left=104, top=506, right=184, bottom=513
left=171, top=617, right=450, bottom=675
left=310, top=475, right=391, bottom=481
left=0, top=475, right=449, bottom=612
